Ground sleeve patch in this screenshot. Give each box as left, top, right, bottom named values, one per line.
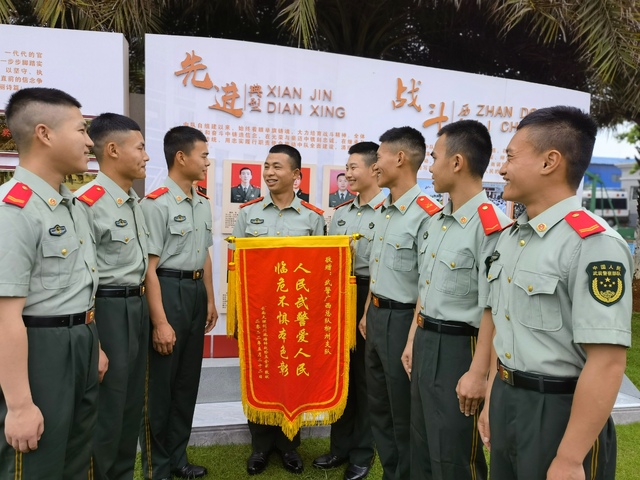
left=587, top=261, right=625, bottom=306
left=76, top=184, right=106, bottom=206
left=2, top=182, right=32, bottom=208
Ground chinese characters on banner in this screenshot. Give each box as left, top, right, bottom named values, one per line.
left=0, top=49, right=44, bottom=92
left=230, top=236, right=355, bottom=439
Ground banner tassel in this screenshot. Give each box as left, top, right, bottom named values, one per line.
left=226, top=260, right=237, bottom=338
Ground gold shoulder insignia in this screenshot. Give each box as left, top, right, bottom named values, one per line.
left=300, top=200, right=324, bottom=216
left=2, top=182, right=32, bottom=208
left=564, top=210, right=605, bottom=238
left=240, top=196, right=264, bottom=209
left=146, top=187, right=170, bottom=199
left=76, top=184, right=106, bottom=206
left=416, top=195, right=443, bottom=216
left=478, top=203, right=512, bottom=235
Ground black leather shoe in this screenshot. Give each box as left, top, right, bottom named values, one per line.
left=313, top=453, right=347, bottom=469
left=280, top=449, right=303, bottom=474
left=247, top=451, right=269, bottom=475
left=171, top=463, right=208, bottom=478
left=344, top=463, right=370, bottom=480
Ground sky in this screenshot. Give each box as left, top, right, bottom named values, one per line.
left=593, top=123, right=637, bottom=160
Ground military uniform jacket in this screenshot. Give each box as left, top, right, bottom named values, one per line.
left=0, top=166, right=98, bottom=315
left=487, top=196, right=632, bottom=378
left=417, top=190, right=511, bottom=327
left=329, top=190, right=356, bottom=208
left=369, top=184, right=439, bottom=304
left=329, top=192, right=386, bottom=277
left=140, top=177, right=213, bottom=270
left=231, top=184, right=261, bottom=203
left=75, top=172, right=149, bottom=286
left=232, top=192, right=325, bottom=240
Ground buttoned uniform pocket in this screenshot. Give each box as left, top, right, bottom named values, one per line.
left=487, top=263, right=502, bottom=315
left=41, top=236, right=80, bottom=289
left=104, top=227, right=137, bottom=266
left=245, top=225, right=268, bottom=237
left=357, top=233, right=374, bottom=263
left=383, top=233, right=415, bottom=272
left=513, top=270, right=562, bottom=331
left=434, top=250, right=475, bottom=296
left=167, top=222, right=193, bottom=255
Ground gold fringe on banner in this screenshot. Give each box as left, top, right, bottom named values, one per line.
left=234, top=235, right=358, bottom=439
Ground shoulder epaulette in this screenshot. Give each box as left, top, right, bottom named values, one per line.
left=478, top=203, right=512, bottom=235
left=300, top=200, right=324, bottom=216
left=146, top=187, right=169, bottom=199
left=76, top=184, right=106, bottom=206
left=2, top=182, right=32, bottom=208
left=564, top=210, right=606, bottom=238
left=334, top=198, right=354, bottom=210
left=240, top=196, right=263, bottom=209
left=416, top=195, right=443, bottom=216
left=374, top=199, right=385, bottom=210
left=196, top=189, right=209, bottom=200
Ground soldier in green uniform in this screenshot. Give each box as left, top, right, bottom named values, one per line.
left=312, top=142, right=383, bottom=480
left=139, top=126, right=218, bottom=480
left=360, top=127, right=440, bottom=480
left=479, top=106, right=632, bottom=480
left=75, top=113, right=150, bottom=480
left=0, top=87, right=99, bottom=479
left=404, top=120, right=511, bottom=480
left=231, top=144, right=325, bottom=476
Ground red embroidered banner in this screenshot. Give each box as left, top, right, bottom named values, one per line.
left=228, top=236, right=355, bottom=439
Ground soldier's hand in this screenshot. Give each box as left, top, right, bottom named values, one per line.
left=358, top=315, right=367, bottom=340
left=205, top=301, right=218, bottom=334
left=98, top=348, right=109, bottom=383
left=478, top=406, right=491, bottom=451
left=5, top=402, right=44, bottom=453
left=152, top=322, right=176, bottom=355
left=456, top=369, right=486, bottom=416
left=546, top=454, right=585, bottom=480
left=401, top=342, right=413, bottom=380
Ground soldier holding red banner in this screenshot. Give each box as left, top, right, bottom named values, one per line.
left=231, top=144, right=325, bottom=476
left=313, top=141, right=384, bottom=480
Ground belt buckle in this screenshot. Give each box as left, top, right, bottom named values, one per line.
left=193, top=270, right=201, bottom=280
left=499, top=363, right=515, bottom=386
left=372, top=295, right=379, bottom=308
left=85, top=309, right=95, bottom=325
left=140, top=285, right=146, bottom=296
left=417, top=315, right=424, bottom=328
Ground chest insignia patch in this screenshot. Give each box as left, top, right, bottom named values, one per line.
left=369, top=222, right=375, bottom=229
left=587, top=261, right=625, bottom=306
left=174, top=215, right=186, bottom=222
left=49, top=224, right=67, bottom=236
left=337, top=219, right=346, bottom=226
left=115, top=219, right=128, bottom=227
left=423, top=231, right=429, bottom=240
left=250, top=218, right=265, bottom=224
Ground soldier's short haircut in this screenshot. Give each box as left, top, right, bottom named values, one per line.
left=5, top=87, right=82, bottom=151
left=336, top=172, right=346, bottom=179
left=517, top=106, right=597, bottom=189
left=379, top=126, right=426, bottom=172
left=163, top=126, right=207, bottom=169
left=437, top=120, right=492, bottom=178
left=348, top=141, right=379, bottom=167
left=88, top=113, right=142, bottom=162
left=269, top=144, right=301, bottom=171
left=239, top=167, right=252, bottom=174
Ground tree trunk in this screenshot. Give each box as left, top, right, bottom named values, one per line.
left=632, top=154, right=640, bottom=311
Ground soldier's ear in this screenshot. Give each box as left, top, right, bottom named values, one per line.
left=541, top=149, right=562, bottom=176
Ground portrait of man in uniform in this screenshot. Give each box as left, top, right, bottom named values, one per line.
left=328, top=172, right=356, bottom=207
left=293, top=168, right=310, bottom=201
left=230, top=165, right=261, bottom=203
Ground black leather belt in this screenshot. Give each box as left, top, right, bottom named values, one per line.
left=497, top=360, right=578, bottom=394
left=418, top=313, right=478, bottom=336
left=371, top=294, right=414, bottom=310
left=157, top=268, right=204, bottom=280
left=355, top=275, right=370, bottom=286
left=96, top=284, right=145, bottom=298
left=23, top=310, right=95, bottom=328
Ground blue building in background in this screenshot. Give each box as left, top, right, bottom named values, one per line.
left=584, top=156, right=634, bottom=188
